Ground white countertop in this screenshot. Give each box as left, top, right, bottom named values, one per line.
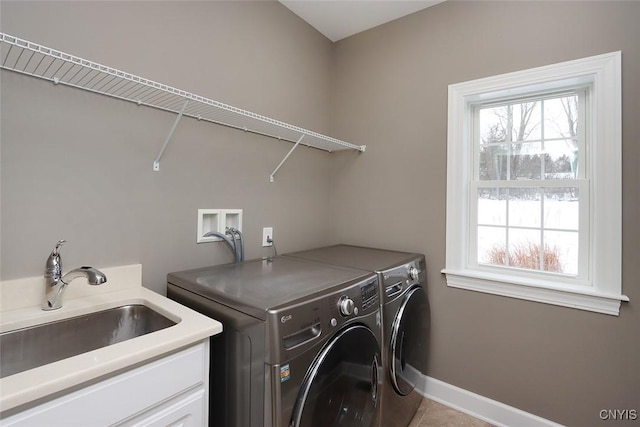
left=0, top=264, right=223, bottom=415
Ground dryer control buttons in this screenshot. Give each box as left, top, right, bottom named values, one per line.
left=338, top=296, right=355, bottom=316
left=409, top=266, right=420, bottom=281
left=330, top=318, right=338, bottom=327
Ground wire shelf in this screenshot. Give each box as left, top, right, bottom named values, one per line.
left=0, top=32, right=365, bottom=174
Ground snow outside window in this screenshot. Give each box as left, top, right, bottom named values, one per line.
left=442, top=52, right=627, bottom=315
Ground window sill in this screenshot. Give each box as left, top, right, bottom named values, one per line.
left=441, top=269, right=629, bottom=316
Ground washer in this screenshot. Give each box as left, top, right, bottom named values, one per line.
left=167, top=256, right=382, bottom=427
left=285, top=245, right=430, bottom=427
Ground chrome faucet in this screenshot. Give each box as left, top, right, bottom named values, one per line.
left=43, top=240, right=107, bottom=311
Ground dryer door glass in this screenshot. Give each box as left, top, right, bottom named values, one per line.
left=389, top=286, right=430, bottom=396
left=291, top=325, right=380, bottom=427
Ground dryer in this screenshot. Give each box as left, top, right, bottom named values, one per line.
left=285, top=245, right=430, bottom=427
left=167, top=256, right=382, bottom=427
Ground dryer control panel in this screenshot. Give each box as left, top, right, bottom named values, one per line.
left=381, top=257, right=426, bottom=303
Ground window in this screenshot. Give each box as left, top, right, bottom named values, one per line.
left=443, top=52, right=627, bottom=315
left=473, top=91, right=588, bottom=279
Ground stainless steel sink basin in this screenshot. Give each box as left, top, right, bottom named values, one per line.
left=0, top=304, right=177, bottom=379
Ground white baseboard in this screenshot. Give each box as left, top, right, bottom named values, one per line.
left=418, top=375, right=563, bottom=427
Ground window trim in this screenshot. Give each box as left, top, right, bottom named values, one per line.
left=442, top=52, right=627, bottom=316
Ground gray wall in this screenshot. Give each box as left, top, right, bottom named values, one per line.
left=0, top=1, right=337, bottom=292
left=331, top=2, right=639, bottom=426
left=2, top=1, right=638, bottom=426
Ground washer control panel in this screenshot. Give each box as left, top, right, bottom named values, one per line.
left=270, top=274, right=379, bottom=363
left=335, top=277, right=378, bottom=318
left=338, top=296, right=355, bottom=316
left=360, top=279, right=378, bottom=310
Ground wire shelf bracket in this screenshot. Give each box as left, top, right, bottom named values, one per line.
left=153, top=100, right=189, bottom=171
left=270, top=134, right=304, bottom=182
left=0, top=32, right=366, bottom=177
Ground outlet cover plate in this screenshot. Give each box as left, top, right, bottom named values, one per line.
left=262, top=227, right=273, bottom=247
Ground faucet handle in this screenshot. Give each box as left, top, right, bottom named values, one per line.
left=45, top=239, right=66, bottom=279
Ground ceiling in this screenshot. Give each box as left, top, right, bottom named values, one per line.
left=279, top=0, right=445, bottom=42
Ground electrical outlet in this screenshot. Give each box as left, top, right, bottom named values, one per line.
left=262, top=227, right=273, bottom=247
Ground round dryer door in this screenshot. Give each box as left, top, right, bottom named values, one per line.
left=389, top=285, right=430, bottom=396
left=290, top=325, right=380, bottom=427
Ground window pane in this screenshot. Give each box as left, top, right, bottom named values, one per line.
left=510, top=102, right=541, bottom=142
left=511, top=143, right=542, bottom=180
left=544, top=188, right=579, bottom=230
left=479, top=108, right=506, bottom=144
left=476, top=187, right=580, bottom=274
left=544, top=231, right=579, bottom=275
left=508, top=188, right=541, bottom=228
left=479, top=145, right=508, bottom=180
left=480, top=102, right=541, bottom=144
left=508, top=228, right=541, bottom=270
left=478, top=226, right=506, bottom=266
left=544, top=95, right=578, bottom=140
left=543, top=139, right=578, bottom=179
left=478, top=188, right=507, bottom=226
left=479, top=101, right=542, bottom=144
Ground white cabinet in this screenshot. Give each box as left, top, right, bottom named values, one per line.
left=0, top=341, right=210, bottom=427
left=125, top=389, right=205, bottom=427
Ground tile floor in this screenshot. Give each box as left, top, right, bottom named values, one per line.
left=408, top=398, right=493, bottom=427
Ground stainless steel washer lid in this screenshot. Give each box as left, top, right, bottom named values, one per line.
left=167, top=256, right=371, bottom=320
left=285, top=244, right=421, bottom=273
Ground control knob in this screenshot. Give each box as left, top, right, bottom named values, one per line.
left=339, top=296, right=355, bottom=316
left=409, top=266, right=420, bottom=281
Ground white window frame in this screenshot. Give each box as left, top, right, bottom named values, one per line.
left=442, top=52, right=628, bottom=316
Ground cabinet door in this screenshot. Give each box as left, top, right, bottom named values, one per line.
left=127, top=389, right=206, bottom=427
left=0, top=342, right=208, bottom=427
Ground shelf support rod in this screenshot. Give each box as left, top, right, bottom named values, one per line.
left=153, top=99, right=189, bottom=171
left=270, top=134, right=305, bottom=182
